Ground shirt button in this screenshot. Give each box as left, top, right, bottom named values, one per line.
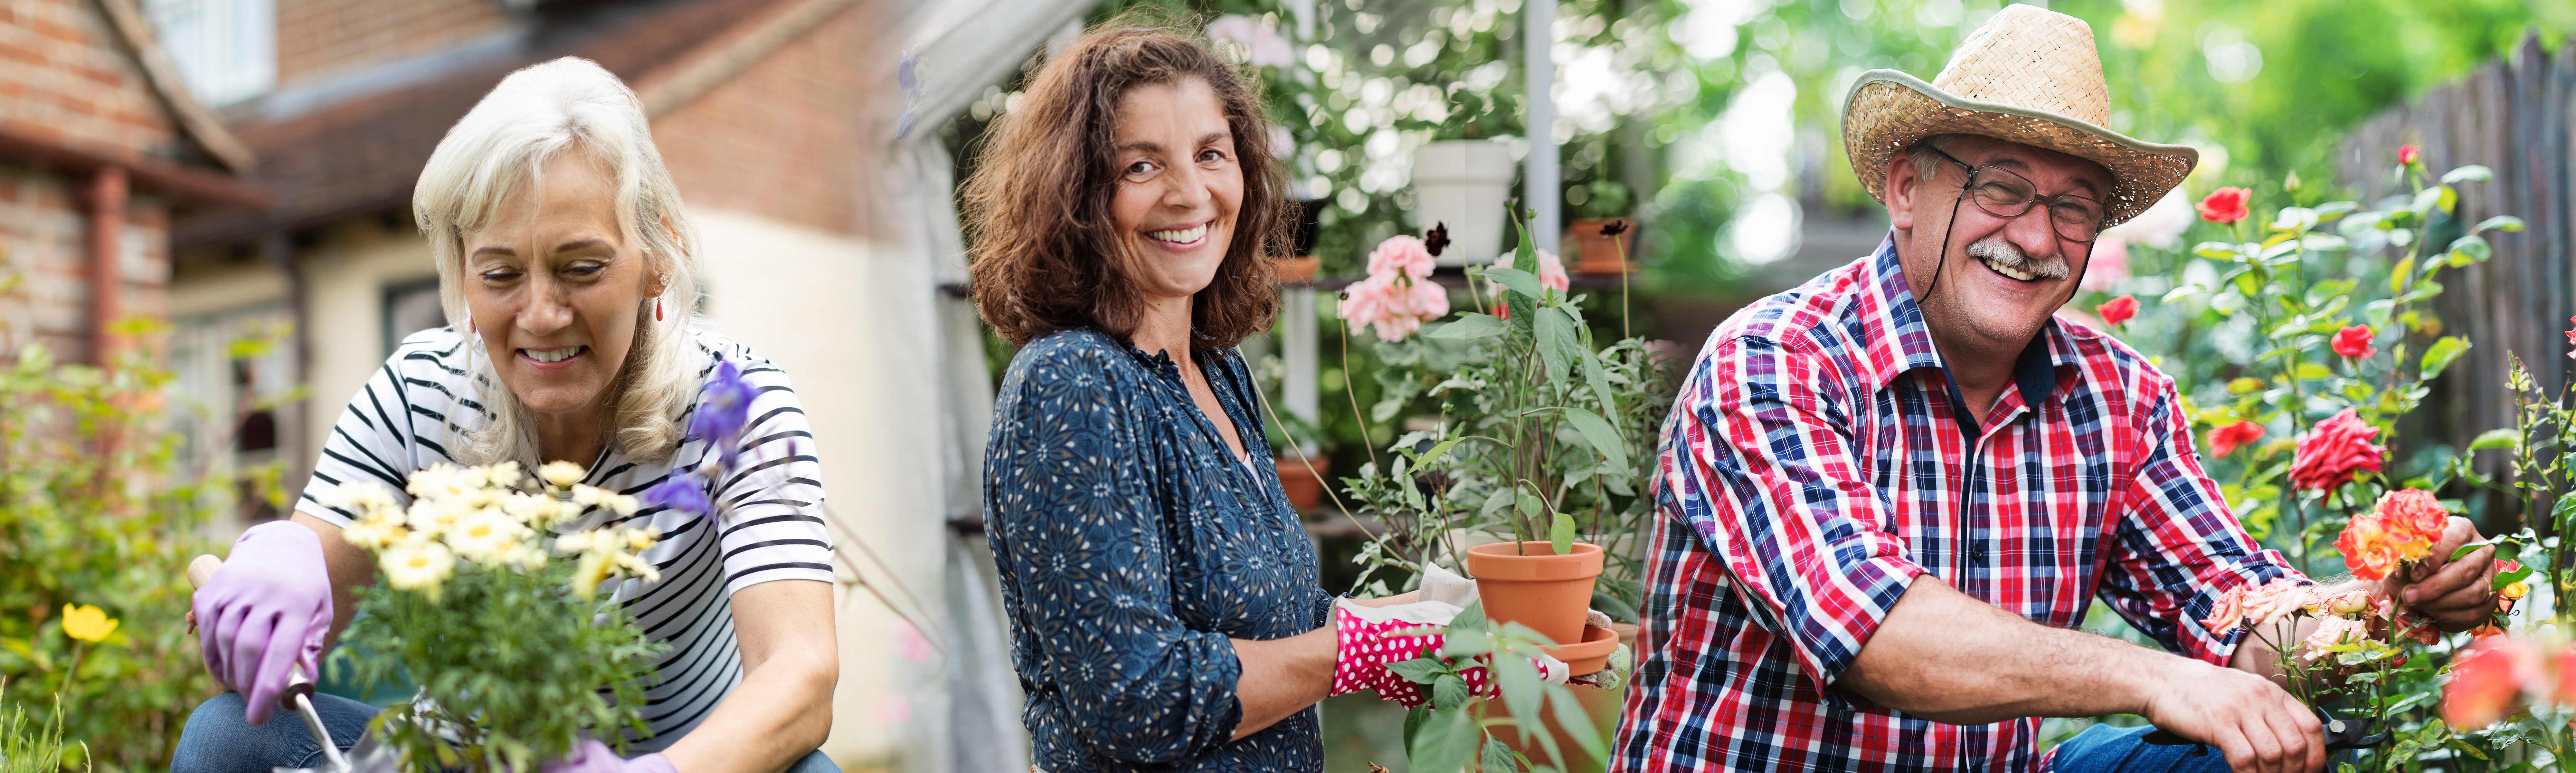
left=1969, top=540, right=1987, bottom=565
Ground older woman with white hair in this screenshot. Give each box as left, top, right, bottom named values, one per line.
left=174, top=57, right=840, bottom=773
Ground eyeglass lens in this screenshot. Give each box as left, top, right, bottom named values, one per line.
left=1965, top=166, right=2105, bottom=242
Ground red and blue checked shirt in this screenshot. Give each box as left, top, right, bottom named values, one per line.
left=1611, top=240, right=2301, bottom=772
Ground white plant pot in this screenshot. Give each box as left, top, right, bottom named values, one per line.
left=1411, top=139, right=1518, bottom=267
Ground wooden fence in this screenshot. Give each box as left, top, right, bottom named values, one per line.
left=2342, top=35, right=2574, bottom=500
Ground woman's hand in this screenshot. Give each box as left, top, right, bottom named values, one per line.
left=192, top=521, right=335, bottom=726
left=544, top=740, right=677, bottom=773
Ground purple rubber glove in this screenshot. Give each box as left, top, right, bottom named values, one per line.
left=193, top=520, right=333, bottom=726
left=543, top=740, right=676, bottom=773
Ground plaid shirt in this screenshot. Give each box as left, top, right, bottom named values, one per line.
left=1611, top=240, right=2300, bottom=772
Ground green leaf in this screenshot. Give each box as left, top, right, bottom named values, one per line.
left=1431, top=673, right=1470, bottom=711
left=1535, top=307, right=1578, bottom=385
left=1579, top=344, right=1622, bottom=418
left=2294, top=362, right=2332, bottom=381
left=1427, top=314, right=1507, bottom=340
left=1452, top=601, right=1486, bottom=632
left=1495, top=654, right=1542, bottom=731
left=1560, top=406, right=1631, bottom=469
left=1389, top=657, right=1450, bottom=685
left=1478, top=733, right=1516, bottom=773
left=1549, top=682, right=1608, bottom=761
left=2496, top=564, right=2534, bottom=589
left=2412, top=186, right=2444, bottom=215
left=1407, top=706, right=1475, bottom=773
left=1549, top=511, right=1577, bottom=556
left=2387, top=257, right=2413, bottom=293
left=1483, top=268, right=1544, bottom=302
left=2470, top=428, right=2520, bottom=452
left=2314, top=200, right=2360, bottom=219
left=2193, top=241, right=2242, bottom=259
left=1420, top=437, right=1466, bottom=464
left=2420, top=336, right=2470, bottom=379
left=2449, top=235, right=2493, bottom=264
left=2474, top=215, right=2526, bottom=233
left=2442, top=165, right=2495, bottom=184
left=1404, top=705, right=1430, bottom=750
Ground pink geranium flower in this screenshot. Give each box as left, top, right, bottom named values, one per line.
left=1338, top=235, right=1452, bottom=342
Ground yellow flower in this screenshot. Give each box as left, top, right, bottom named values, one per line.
left=61, top=603, right=117, bottom=643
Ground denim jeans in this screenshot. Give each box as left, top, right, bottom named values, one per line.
left=174, top=692, right=840, bottom=773
left=2050, top=725, right=2232, bottom=773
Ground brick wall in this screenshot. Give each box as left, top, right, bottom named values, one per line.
left=652, top=3, right=889, bottom=237
left=275, top=0, right=512, bottom=87
left=0, top=0, right=183, bottom=158
left=0, top=163, right=171, bottom=364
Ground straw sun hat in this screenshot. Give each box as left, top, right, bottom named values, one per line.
left=1841, top=4, right=2197, bottom=228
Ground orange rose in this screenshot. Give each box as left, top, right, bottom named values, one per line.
left=2446, top=640, right=2520, bottom=728
left=2372, top=488, right=2448, bottom=553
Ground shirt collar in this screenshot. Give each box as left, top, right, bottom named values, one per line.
left=1858, top=234, right=2077, bottom=410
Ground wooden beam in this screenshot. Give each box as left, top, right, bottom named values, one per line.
left=0, top=125, right=268, bottom=208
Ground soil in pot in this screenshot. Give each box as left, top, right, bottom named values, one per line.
left=1464, top=541, right=1604, bottom=648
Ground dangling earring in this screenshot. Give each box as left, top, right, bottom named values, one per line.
left=655, top=297, right=665, bottom=321
left=468, top=316, right=476, bottom=334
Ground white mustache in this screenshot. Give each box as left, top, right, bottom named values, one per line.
left=1965, top=236, right=2069, bottom=280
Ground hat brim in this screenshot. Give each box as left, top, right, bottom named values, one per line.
left=1841, top=70, right=2198, bottom=228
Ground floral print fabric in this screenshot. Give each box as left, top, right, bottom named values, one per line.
left=983, top=329, right=1333, bottom=772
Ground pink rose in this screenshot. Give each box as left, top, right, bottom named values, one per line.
left=2196, top=187, right=2251, bottom=225
left=2331, top=325, right=2375, bottom=360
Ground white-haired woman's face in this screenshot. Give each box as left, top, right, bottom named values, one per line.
left=460, top=152, right=667, bottom=421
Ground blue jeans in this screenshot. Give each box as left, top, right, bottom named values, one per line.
left=174, top=692, right=841, bottom=773
left=2051, top=725, right=2231, bottom=773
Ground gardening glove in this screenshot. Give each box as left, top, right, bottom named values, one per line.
left=1417, top=564, right=1630, bottom=688
left=1327, top=597, right=1570, bottom=708
left=193, top=520, right=334, bottom=726
left=542, top=740, right=676, bottom=773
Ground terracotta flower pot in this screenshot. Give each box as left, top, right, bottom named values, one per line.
left=1273, top=255, right=1321, bottom=282
left=1465, top=541, right=1604, bottom=648
left=1566, top=218, right=1636, bottom=275
left=1274, top=455, right=1330, bottom=511
left=1474, top=680, right=1626, bottom=772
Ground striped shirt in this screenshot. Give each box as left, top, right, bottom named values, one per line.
left=298, top=326, right=835, bottom=749
left=1611, top=239, right=2300, bottom=772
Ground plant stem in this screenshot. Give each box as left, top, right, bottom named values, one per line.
left=1338, top=319, right=1378, bottom=472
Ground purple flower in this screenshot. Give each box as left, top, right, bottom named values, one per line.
left=692, top=360, right=755, bottom=467
left=640, top=474, right=713, bottom=520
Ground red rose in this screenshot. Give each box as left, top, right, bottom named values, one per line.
left=2208, top=420, right=2264, bottom=458
left=2398, top=144, right=2419, bottom=167
left=2196, top=187, right=2251, bottom=224
left=2289, top=409, right=2385, bottom=491
left=2331, top=325, right=2376, bottom=360
left=2096, top=295, right=2137, bottom=327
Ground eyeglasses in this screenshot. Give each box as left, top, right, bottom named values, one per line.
left=1923, top=145, right=2106, bottom=243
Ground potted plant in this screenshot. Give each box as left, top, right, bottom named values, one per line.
left=1564, top=179, right=1635, bottom=275
left=1413, top=140, right=1519, bottom=267
left=1332, top=208, right=1673, bottom=771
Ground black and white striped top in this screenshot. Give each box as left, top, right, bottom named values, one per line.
left=298, top=326, right=835, bottom=749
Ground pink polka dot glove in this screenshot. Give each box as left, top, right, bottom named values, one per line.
left=1326, top=598, right=1567, bottom=707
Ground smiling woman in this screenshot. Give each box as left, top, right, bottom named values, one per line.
left=174, top=58, right=841, bottom=773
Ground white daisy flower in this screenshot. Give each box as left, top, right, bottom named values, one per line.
left=538, top=460, right=586, bottom=490
left=382, top=540, right=456, bottom=594
left=446, top=511, right=529, bottom=567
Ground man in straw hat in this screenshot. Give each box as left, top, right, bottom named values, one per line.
left=1614, top=5, right=2502, bottom=772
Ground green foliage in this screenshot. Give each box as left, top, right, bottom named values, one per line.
left=1391, top=603, right=1604, bottom=773
left=0, top=683, right=78, bottom=773
left=0, top=331, right=225, bottom=772
left=1336, top=213, right=1675, bottom=618
left=335, top=557, right=658, bottom=773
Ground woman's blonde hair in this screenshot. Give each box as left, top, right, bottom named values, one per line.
left=413, top=56, right=702, bottom=469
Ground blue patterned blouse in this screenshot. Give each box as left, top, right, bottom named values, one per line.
left=983, top=329, right=1335, bottom=772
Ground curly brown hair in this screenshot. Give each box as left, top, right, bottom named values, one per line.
left=962, top=16, right=1288, bottom=351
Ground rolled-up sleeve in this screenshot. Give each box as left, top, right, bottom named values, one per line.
left=986, top=345, right=1243, bottom=763
left=1668, top=335, right=1927, bottom=697
left=2097, top=376, right=2303, bottom=664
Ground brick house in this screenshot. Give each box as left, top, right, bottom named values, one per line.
left=0, top=0, right=259, bottom=369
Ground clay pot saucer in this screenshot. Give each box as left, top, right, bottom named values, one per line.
left=1546, top=624, right=1620, bottom=675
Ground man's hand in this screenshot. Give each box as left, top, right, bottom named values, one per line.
left=2394, top=516, right=2499, bottom=631
left=2140, top=656, right=2324, bottom=773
